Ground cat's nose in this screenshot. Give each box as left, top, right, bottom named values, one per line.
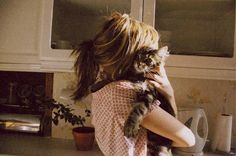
left=144, top=58, right=152, bottom=66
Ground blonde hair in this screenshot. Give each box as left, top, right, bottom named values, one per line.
left=72, top=12, right=160, bottom=100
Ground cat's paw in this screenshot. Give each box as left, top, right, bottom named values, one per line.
left=151, top=146, right=172, bottom=156
left=123, top=121, right=140, bottom=138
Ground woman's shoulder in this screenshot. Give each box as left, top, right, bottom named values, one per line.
left=106, top=80, right=136, bottom=91
left=92, top=80, right=136, bottom=95
left=92, top=80, right=137, bottom=106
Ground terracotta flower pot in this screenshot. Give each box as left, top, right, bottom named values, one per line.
left=72, top=127, right=95, bottom=151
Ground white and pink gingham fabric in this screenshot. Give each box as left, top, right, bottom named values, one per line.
left=91, top=80, right=160, bottom=156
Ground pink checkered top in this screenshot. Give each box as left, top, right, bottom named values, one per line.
left=91, top=80, right=160, bottom=156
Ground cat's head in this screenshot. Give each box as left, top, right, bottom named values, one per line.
left=133, top=46, right=169, bottom=73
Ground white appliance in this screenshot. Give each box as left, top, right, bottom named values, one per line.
left=175, top=107, right=208, bottom=156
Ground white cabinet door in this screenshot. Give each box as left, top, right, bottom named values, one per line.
left=40, top=0, right=143, bottom=72
left=0, top=0, right=42, bottom=71
left=143, top=0, right=236, bottom=80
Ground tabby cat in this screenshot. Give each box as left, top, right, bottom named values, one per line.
left=122, top=46, right=176, bottom=156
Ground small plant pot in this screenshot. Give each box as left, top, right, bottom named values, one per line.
left=72, top=127, right=95, bottom=151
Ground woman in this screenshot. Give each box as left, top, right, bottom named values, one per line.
left=72, top=12, right=195, bottom=156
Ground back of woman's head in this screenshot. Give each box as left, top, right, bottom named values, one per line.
left=72, top=12, right=160, bottom=100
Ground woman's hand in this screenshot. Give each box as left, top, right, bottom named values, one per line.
left=145, top=64, right=178, bottom=116
left=145, top=65, right=173, bottom=99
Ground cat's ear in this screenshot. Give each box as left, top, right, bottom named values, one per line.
left=157, top=46, right=169, bottom=64
left=158, top=46, right=169, bottom=58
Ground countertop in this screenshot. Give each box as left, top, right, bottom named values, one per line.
left=0, top=132, right=233, bottom=156
left=0, top=132, right=103, bottom=156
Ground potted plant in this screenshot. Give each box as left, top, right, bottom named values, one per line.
left=45, top=98, right=95, bottom=151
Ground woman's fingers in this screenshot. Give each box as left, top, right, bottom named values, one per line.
left=150, top=64, right=166, bottom=76
left=148, top=80, right=161, bottom=88
left=149, top=80, right=168, bottom=96
left=148, top=80, right=167, bottom=97
left=148, top=77, right=174, bottom=100
left=145, top=73, right=163, bottom=84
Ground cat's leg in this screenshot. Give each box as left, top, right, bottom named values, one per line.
left=124, top=90, right=155, bottom=137
left=124, top=102, right=148, bottom=138
left=156, top=146, right=172, bottom=156
left=124, top=81, right=156, bottom=138
left=148, top=143, right=172, bottom=156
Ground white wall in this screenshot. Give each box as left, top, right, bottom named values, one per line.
left=53, top=72, right=236, bottom=148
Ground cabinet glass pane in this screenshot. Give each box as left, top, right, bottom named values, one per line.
left=155, top=0, right=235, bottom=57
left=51, top=0, right=131, bottom=49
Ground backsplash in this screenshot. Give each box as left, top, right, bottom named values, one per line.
left=169, top=77, right=236, bottom=149
left=52, top=72, right=236, bottom=148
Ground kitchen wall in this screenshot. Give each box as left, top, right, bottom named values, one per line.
left=52, top=72, right=92, bottom=139
left=170, top=77, right=236, bottom=148
left=52, top=72, right=236, bottom=148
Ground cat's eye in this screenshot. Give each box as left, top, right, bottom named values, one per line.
left=144, top=58, right=152, bottom=65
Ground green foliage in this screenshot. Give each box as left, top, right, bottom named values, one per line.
left=45, top=98, right=91, bottom=127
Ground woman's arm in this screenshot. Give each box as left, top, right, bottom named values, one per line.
left=143, top=64, right=195, bottom=147
left=141, top=106, right=195, bottom=147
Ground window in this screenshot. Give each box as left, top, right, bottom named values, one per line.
left=155, top=0, right=235, bottom=57
left=51, top=0, right=131, bottom=49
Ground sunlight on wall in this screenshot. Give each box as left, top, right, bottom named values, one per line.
left=52, top=72, right=92, bottom=139
left=52, top=72, right=236, bottom=147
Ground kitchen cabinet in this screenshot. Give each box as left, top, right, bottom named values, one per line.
left=0, top=0, right=42, bottom=71
left=40, top=0, right=142, bottom=72
left=143, top=0, right=236, bottom=80
left=42, top=0, right=236, bottom=79
left=0, top=0, right=235, bottom=80
left=0, top=0, right=142, bottom=72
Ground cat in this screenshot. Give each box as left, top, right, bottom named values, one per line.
left=122, top=46, right=176, bottom=156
